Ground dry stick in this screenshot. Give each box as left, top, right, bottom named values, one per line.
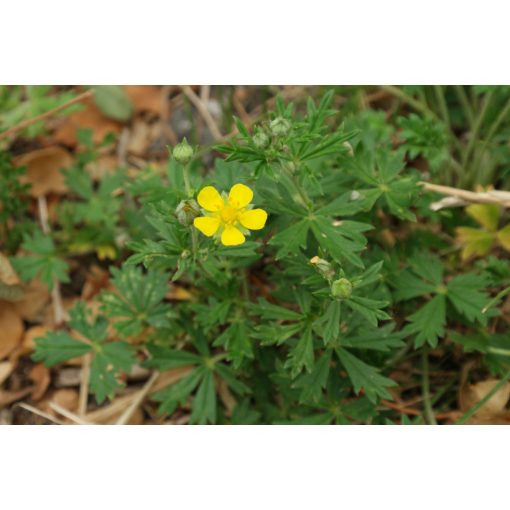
left=49, top=402, right=91, bottom=425
left=116, top=370, right=160, bottom=425
left=420, top=181, right=510, bottom=207
left=15, top=402, right=65, bottom=425
left=78, top=352, right=91, bottom=417
left=0, top=89, right=94, bottom=142
left=181, top=85, right=223, bottom=140
left=37, top=196, right=66, bottom=325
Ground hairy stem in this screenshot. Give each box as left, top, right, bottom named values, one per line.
left=422, top=348, right=437, bottom=425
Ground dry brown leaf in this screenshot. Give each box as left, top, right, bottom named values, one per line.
left=127, top=119, right=152, bottom=156
left=0, top=361, right=14, bottom=386
left=12, top=279, right=50, bottom=322
left=0, top=253, right=20, bottom=286
left=51, top=389, right=79, bottom=413
left=166, top=285, right=193, bottom=301
left=0, top=302, right=24, bottom=360
left=21, top=325, right=50, bottom=355
left=29, top=363, right=51, bottom=401
left=0, top=253, right=24, bottom=302
left=53, top=97, right=122, bottom=146
left=14, top=146, right=72, bottom=197
left=459, top=379, right=510, bottom=419
left=124, top=86, right=162, bottom=115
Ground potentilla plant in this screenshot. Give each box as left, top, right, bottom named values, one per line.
left=33, top=91, right=496, bottom=424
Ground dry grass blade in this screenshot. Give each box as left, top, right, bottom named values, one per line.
left=182, top=85, right=222, bottom=140
left=116, top=370, right=159, bottom=425
left=0, top=89, right=94, bottom=142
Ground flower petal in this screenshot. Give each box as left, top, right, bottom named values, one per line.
left=194, top=216, right=220, bottom=237
left=239, top=209, right=268, bottom=230
left=197, top=186, right=224, bottom=212
left=221, top=226, right=246, bottom=246
left=228, top=183, right=253, bottom=208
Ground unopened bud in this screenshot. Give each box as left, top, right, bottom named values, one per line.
left=172, top=138, right=194, bottom=164
left=253, top=131, right=270, bottom=149
left=269, top=116, right=291, bottom=137
left=176, top=199, right=200, bottom=226
left=331, top=278, right=352, bottom=299
left=310, top=256, right=335, bottom=281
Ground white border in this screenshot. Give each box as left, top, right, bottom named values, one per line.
left=2, top=0, right=510, bottom=84
left=1, top=425, right=508, bottom=509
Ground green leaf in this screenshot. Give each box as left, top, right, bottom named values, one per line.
left=90, top=342, right=136, bottom=404
left=100, top=265, right=173, bottom=337
left=392, top=269, right=437, bottom=301
left=294, top=350, right=332, bottom=403
left=94, top=86, right=133, bottom=122
left=447, top=273, right=489, bottom=325
left=214, top=322, right=253, bottom=368
left=11, top=230, right=69, bottom=290
left=32, top=331, right=92, bottom=366
left=404, top=294, right=446, bottom=348
left=190, top=370, right=217, bottom=424
left=249, top=298, right=304, bottom=321
left=345, top=295, right=390, bottom=327
left=341, top=324, right=406, bottom=351
left=409, top=253, right=444, bottom=286
left=153, top=367, right=204, bottom=414
left=268, top=219, right=310, bottom=259
left=310, top=215, right=365, bottom=268
left=285, top=326, right=314, bottom=377
left=337, top=348, right=396, bottom=403
left=319, top=300, right=341, bottom=346
left=145, top=345, right=201, bottom=370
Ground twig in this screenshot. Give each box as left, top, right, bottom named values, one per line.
left=420, top=181, right=510, bottom=207
left=37, top=196, right=66, bottom=324
left=49, top=402, right=91, bottom=425
left=15, top=402, right=64, bottom=425
left=422, top=348, right=437, bottom=425
left=181, top=85, right=223, bottom=140
left=78, top=353, right=91, bottom=417
left=116, top=371, right=159, bottom=425
left=0, top=89, right=94, bottom=142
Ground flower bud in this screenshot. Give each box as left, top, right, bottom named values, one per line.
left=269, top=116, right=291, bottom=137
left=331, top=278, right=352, bottom=299
left=172, top=138, right=194, bottom=164
left=252, top=131, right=270, bottom=149
left=176, top=199, right=200, bottom=226
left=310, top=256, right=335, bottom=281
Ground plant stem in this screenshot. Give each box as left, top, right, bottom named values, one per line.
left=422, top=348, right=437, bottom=425
left=454, top=85, right=475, bottom=127
left=182, top=162, right=199, bottom=260
left=381, top=85, right=439, bottom=120
left=182, top=162, right=192, bottom=197
left=434, top=85, right=450, bottom=128
left=461, top=89, right=494, bottom=171
left=456, top=370, right=510, bottom=424
left=281, top=162, right=311, bottom=209
left=473, top=94, right=510, bottom=183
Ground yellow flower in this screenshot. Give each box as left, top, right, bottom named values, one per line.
left=193, top=183, right=268, bottom=246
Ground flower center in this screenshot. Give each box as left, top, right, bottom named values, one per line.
left=220, top=205, right=239, bottom=225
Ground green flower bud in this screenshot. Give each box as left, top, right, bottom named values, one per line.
left=176, top=199, right=200, bottom=226
left=310, top=256, right=335, bottom=281
left=269, top=116, right=291, bottom=137
left=331, top=278, right=353, bottom=299
left=172, top=138, right=194, bottom=164
left=252, top=131, right=270, bottom=149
